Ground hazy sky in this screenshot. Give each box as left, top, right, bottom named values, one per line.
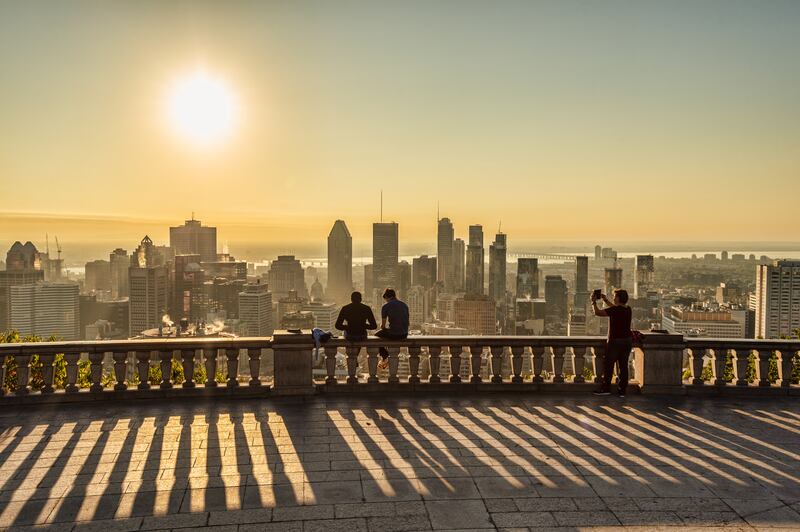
left=1, top=0, right=799, bottom=249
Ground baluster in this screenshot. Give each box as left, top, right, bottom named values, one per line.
left=552, top=346, right=565, bottom=383
left=89, top=351, right=105, bottom=392
left=713, top=348, right=727, bottom=386
left=113, top=352, right=128, bottom=391
left=40, top=353, right=56, bottom=394
left=511, top=346, right=524, bottom=383
left=224, top=348, right=238, bottom=387
left=408, top=346, right=421, bottom=384
left=0, top=356, right=5, bottom=396
left=780, top=349, right=796, bottom=388
left=593, top=345, right=604, bottom=384
left=574, top=346, right=588, bottom=383
left=325, top=347, right=337, bottom=384
left=367, top=347, right=379, bottom=383
left=157, top=351, right=171, bottom=389
left=135, top=351, right=150, bottom=390
left=532, top=345, right=544, bottom=382
left=182, top=349, right=195, bottom=388
left=628, top=347, right=636, bottom=383
left=387, top=347, right=400, bottom=384
left=467, top=346, right=480, bottom=384
left=691, top=348, right=705, bottom=385
left=14, top=353, right=31, bottom=395
left=204, top=348, right=218, bottom=387
left=346, top=346, right=359, bottom=384
left=429, top=346, right=442, bottom=383
left=63, top=352, right=80, bottom=393
left=757, top=349, right=772, bottom=387
left=735, top=348, right=749, bottom=386
left=449, top=346, right=461, bottom=383
left=490, top=346, right=502, bottom=383
left=247, top=348, right=261, bottom=386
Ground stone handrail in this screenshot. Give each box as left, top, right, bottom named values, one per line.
left=0, top=331, right=797, bottom=402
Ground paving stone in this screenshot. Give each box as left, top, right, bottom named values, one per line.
left=362, top=479, right=423, bottom=502
left=615, top=511, right=683, bottom=525
left=304, top=481, right=363, bottom=505
left=366, top=514, right=432, bottom=531
left=140, top=513, right=208, bottom=530
left=271, top=504, right=334, bottom=522
left=744, top=506, right=800, bottom=528
left=723, top=497, right=789, bottom=517
left=490, top=512, right=557, bottom=528
left=551, top=511, right=620, bottom=526
left=239, top=523, right=302, bottom=532
left=419, top=478, right=481, bottom=500
left=303, top=517, right=368, bottom=532
left=513, top=497, right=576, bottom=512
left=207, top=508, right=272, bottom=525
left=474, top=476, right=534, bottom=499
left=425, top=499, right=492, bottom=530
left=72, top=517, right=143, bottom=532
left=335, top=502, right=396, bottom=518
left=483, top=498, right=517, bottom=512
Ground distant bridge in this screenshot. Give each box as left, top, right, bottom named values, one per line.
left=508, top=252, right=580, bottom=261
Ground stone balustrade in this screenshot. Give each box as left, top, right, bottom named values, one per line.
left=0, top=331, right=797, bottom=403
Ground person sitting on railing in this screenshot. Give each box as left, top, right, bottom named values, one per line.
left=591, top=288, right=632, bottom=398
left=375, top=288, right=409, bottom=370
left=335, top=291, right=378, bottom=342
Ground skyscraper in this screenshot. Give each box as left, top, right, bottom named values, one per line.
left=454, top=294, right=496, bottom=335
left=373, top=222, right=399, bottom=291
left=327, top=220, right=353, bottom=304
left=755, top=260, right=800, bottom=339
left=574, top=255, right=589, bottom=313
left=516, top=258, right=539, bottom=298
left=594, top=245, right=602, bottom=260
left=437, top=218, right=455, bottom=291
left=172, top=254, right=206, bottom=321
left=268, top=255, right=306, bottom=300
left=465, top=225, right=484, bottom=295
left=129, top=236, right=168, bottom=336
left=109, top=248, right=129, bottom=299
left=544, top=275, right=568, bottom=335
left=239, top=281, right=273, bottom=336
left=169, top=218, right=217, bottom=262
left=398, top=260, right=412, bottom=299
left=0, top=241, right=45, bottom=331
left=635, top=255, right=655, bottom=299
left=84, top=260, right=111, bottom=293
left=488, top=233, right=507, bottom=302
left=604, top=263, right=623, bottom=296
left=452, top=238, right=465, bottom=292
left=412, top=255, right=437, bottom=290
left=10, top=281, right=80, bottom=340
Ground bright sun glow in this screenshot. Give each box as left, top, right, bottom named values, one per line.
left=166, top=70, right=239, bottom=146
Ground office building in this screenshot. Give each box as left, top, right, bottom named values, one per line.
left=280, top=311, right=315, bottom=330
left=604, top=263, right=623, bottom=296
left=515, top=298, right=546, bottom=335
left=412, top=255, right=437, bottom=290
left=662, top=305, right=746, bottom=338
left=406, top=285, right=430, bottom=329
left=398, top=260, right=411, bottom=299
left=268, top=255, right=306, bottom=300
left=436, top=293, right=460, bottom=323
left=0, top=241, right=45, bottom=331
left=169, top=218, right=217, bottom=262
left=635, top=255, right=655, bottom=299
left=594, top=245, right=602, bottom=260
left=327, top=220, right=353, bottom=304
left=437, top=218, right=455, bottom=291
left=488, top=233, right=507, bottom=302
left=239, top=281, right=273, bottom=336
left=755, top=260, right=800, bottom=339
left=516, top=258, right=539, bottom=298
left=172, top=255, right=206, bottom=321
left=109, top=248, right=129, bottom=299
left=544, top=275, right=568, bottom=335
left=10, top=281, right=80, bottom=340
left=373, top=222, right=399, bottom=291
left=129, top=236, right=168, bottom=336
left=84, top=260, right=111, bottom=293
left=454, top=294, right=496, bottom=335
left=453, top=238, right=465, bottom=292
left=302, top=300, right=340, bottom=331
left=568, top=312, right=587, bottom=336
left=201, top=258, right=247, bottom=281
left=277, top=289, right=306, bottom=321
left=465, top=225, right=484, bottom=295
left=574, top=255, right=589, bottom=314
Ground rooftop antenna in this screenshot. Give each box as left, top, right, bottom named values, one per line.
left=45, top=233, right=50, bottom=255
left=437, top=201, right=439, bottom=222
left=380, top=190, right=383, bottom=222
left=498, top=220, right=502, bottom=234
left=191, top=211, right=195, bottom=221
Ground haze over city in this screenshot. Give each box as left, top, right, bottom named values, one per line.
left=2, top=0, right=800, bottom=250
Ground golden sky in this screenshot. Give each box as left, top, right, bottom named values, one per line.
left=1, top=1, right=799, bottom=249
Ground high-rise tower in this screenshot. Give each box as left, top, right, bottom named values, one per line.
left=465, top=225, right=484, bottom=296
left=327, top=220, right=353, bottom=304
left=488, top=233, right=507, bottom=302
left=373, top=222, right=399, bottom=291
left=437, top=218, right=455, bottom=291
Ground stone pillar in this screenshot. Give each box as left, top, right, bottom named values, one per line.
left=271, top=330, right=316, bottom=396
left=640, top=333, right=685, bottom=394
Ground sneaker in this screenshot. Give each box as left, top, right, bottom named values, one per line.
left=617, top=392, right=626, bottom=398
left=592, top=390, right=611, bottom=396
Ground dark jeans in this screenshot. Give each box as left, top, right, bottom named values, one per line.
left=602, top=338, right=633, bottom=393
left=375, top=329, right=407, bottom=359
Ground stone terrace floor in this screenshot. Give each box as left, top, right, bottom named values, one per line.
left=1, top=393, right=799, bottom=532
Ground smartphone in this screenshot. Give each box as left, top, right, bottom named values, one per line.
left=592, top=289, right=602, bottom=300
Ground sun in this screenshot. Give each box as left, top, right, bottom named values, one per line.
left=166, top=69, right=239, bottom=146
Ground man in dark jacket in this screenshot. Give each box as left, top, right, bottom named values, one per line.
left=335, top=291, right=377, bottom=341
left=375, top=288, right=409, bottom=369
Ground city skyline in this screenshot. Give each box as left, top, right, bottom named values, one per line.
left=3, top=1, right=800, bottom=244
